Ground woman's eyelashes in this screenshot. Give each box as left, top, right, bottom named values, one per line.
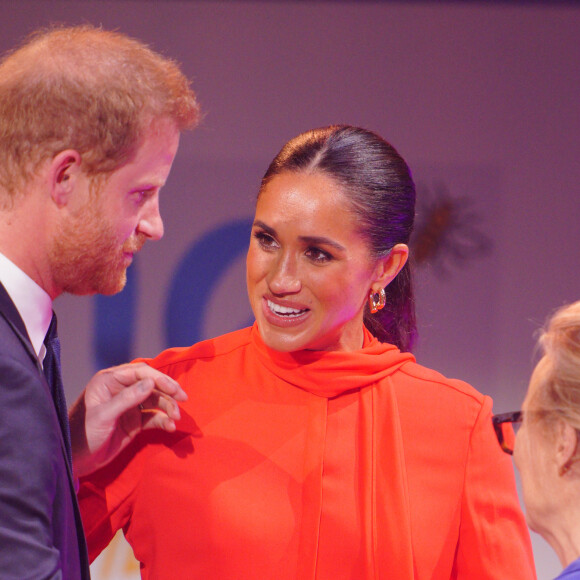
left=305, top=246, right=333, bottom=263
left=253, top=229, right=335, bottom=264
left=254, top=230, right=279, bottom=250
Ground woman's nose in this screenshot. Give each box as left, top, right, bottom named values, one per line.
left=267, top=253, right=301, bottom=294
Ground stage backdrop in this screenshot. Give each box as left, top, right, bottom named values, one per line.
left=2, top=1, right=579, bottom=578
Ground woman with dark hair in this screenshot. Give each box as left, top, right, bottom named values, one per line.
left=79, top=126, right=535, bottom=579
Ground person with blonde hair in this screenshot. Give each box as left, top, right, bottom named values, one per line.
left=494, top=300, right=580, bottom=579
left=0, top=25, right=199, bottom=578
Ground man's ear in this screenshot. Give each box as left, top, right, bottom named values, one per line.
left=49, top=150, right=83, bottom=207
left=372, top=243, right=409, bottom=290
left=556, top=419, right=579, bottom=477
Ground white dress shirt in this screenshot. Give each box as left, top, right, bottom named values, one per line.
left=0, top=252, right=53, bottom=362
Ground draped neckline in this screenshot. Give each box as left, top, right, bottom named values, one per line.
left=250, top=322, right=415, bottom=398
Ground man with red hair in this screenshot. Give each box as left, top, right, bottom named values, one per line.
left=0, top=25, right=199, bottom=578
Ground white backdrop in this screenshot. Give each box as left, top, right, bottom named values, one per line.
left=2, top=1, right=579, bottom=577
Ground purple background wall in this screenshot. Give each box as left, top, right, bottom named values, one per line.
left=2, top=1, right=579, bottom=577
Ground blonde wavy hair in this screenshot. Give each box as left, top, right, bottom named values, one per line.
left=530, top=301, right=580, bottom=434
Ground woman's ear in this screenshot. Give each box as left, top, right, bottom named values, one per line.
left=49, top=150, right=83, bottom=207
left=556, top=419, right=579, bottom=477
left=372, top=243, right=409, bottom=290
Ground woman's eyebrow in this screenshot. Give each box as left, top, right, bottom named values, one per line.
left=253, top=220, right=345, bottom=252
left=298, top=235, right=345, bottom=252
left=252, top=220, right=275, bottom=236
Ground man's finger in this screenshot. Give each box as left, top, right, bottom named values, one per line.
left=138, top=388, right=182, bottom=421
left=96, top=377, right=157, bottom=421
left=105, top=363, right=187, bottom=401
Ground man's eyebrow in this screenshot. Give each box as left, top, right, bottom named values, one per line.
left=131, top=182, right=162, bottom=192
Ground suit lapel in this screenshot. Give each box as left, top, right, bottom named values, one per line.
left=0, top=282, right=90, bottom=578
left=0, top=282, right=40, bottom=369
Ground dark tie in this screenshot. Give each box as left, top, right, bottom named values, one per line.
left=43, top=313, right=73, bottom=468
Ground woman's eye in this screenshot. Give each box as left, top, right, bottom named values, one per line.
left=254, top=231, right=278, bottom=250
left=306, top=247, right=332, bottom=263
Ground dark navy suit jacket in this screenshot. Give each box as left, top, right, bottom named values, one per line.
left=0, top=283, right=90, bottom=579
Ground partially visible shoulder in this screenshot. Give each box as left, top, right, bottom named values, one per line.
left=136, top=326, right=253, bottom=373
left=396, top=358, right=486, bottom=407
left=393, top=360, right=494, bottom=445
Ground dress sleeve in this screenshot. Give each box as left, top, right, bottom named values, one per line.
left=78, top=426, right=189, bottom=563
left=453, top=395, right=537, bottom=579
left=78, top=462, right=136, bottom=562
left=77, top=480, right=130, bottom=562
left=77, top=430, right=155, bottom=563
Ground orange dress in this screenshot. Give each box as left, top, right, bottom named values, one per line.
left=79, top=324, right=536, bottom=579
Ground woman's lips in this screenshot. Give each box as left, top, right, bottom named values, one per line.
left=262, top=297, right=310, bottom=327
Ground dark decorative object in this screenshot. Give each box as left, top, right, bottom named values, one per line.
left=410, top=182, right=493, bottom=274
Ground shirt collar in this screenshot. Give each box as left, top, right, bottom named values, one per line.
left=0, top=252, right=53, bottom=358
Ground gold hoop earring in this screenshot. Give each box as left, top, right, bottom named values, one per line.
left=369, top=288, right=386, bottom=314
